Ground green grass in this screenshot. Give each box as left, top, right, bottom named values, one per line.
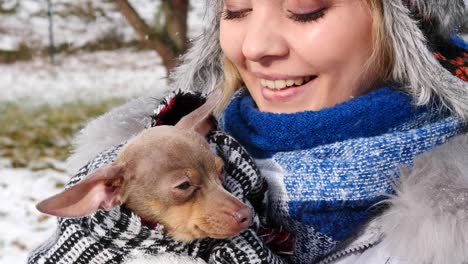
left=0, top=99, right=126, bottom=170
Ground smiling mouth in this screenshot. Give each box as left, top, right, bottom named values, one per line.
left=259, top=75, right=317, bottom=90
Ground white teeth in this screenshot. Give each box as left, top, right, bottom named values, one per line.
left=259, top=76, right=313, bottom=90
left=286, top=80, right=295, bottom=86
left=274, top=80, right=286, bottom=89
left=266, top=80, right=275, bottom=88
left=294, top=78, right=304, bottom=86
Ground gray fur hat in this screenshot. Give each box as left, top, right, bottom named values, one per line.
left=169, top=0, right=468, bottom=119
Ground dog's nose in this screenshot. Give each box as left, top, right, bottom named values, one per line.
left=233, top=207, right=252, bottom=228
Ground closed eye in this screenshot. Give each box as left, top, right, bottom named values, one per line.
left=221, top=9, right=251, bottom=20
left=287, top=7, right=327, bottom=23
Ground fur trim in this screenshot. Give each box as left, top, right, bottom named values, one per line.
left=380, top=132, right=468, bottom=264
left=408, top=0, right=466, bottom=36
left=168, top=1, right=223, bottom=94
left=65, top=93, right=166, bottom=173
left=383, top=0, right=468, bottom=120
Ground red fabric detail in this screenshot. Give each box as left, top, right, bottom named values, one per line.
left=155, top=98, right=177, bottom=126
left=161, top=98, right=176, bottom=115
left=257, top=226, right=295, bottom=256
left=434, top=51, right=468, bottom=82
left=141, top=218, right=160, bottom=229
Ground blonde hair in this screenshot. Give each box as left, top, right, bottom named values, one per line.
left=365, top=0, right=394, bottom=82
left=217, top=0, right=394, bottom=111
left=217, top=57, right=243, bottom=113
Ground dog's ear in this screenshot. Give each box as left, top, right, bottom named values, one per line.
left=36, top=164, right=126, bottom=218
left=175, top=90, right=221, bottom=135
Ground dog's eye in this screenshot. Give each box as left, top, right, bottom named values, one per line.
left=176, top=181, right=191, bottom=190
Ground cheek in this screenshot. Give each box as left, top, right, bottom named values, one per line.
left=161, top=199, right=199, bottom=227
left=296, top=4, right=374, bottom=73
left=220, top=21, right=245, bottom=67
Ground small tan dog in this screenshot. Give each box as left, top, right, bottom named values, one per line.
left=36, top=91, right=252, bottom=242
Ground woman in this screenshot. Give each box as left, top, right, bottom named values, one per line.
left=30, top=0, right=467, bottom=263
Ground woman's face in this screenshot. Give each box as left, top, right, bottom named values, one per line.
left=220, top=0, right=375, bottom=113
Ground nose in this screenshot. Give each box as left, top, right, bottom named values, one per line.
left=241, top=9, right=289, bottom=62
left=233, top=207, right=252, bottom=228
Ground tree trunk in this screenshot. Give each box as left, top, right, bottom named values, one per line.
left=165, top=0, right=189, bottom=52
left=114, top=0, right=180, bottom=73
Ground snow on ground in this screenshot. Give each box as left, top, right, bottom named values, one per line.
left=0, top=49, right=169, bottom=106
left=0, top=161, right=70, bottom=264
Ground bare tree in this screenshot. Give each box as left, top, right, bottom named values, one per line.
left=114, top=0, right=189, bottom=74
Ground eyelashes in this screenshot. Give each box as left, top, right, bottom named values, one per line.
left=287, top=7, right=327, bottom=23
left=221, top=7, right=327, bottom=23
left=221, top=9, right=251, bottom=20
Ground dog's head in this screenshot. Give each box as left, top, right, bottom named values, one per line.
left=36, top=91, right=252, bottom=241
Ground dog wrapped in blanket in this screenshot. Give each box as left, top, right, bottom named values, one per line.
left=28, top=91, right=287, bottom=264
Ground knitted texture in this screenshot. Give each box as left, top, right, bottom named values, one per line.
left=28, top=92, right=285, bottom=264
left=221, top=87, right=430, bottom=158
left=221, top=87, right=466, bottom=263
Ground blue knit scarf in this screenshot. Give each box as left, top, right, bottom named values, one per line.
left=221, top=87, right=466, bottom=263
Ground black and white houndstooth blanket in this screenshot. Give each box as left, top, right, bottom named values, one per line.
left=28, top=92, right=286, bottom=264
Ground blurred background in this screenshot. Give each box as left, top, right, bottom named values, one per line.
left=0, top=1, right=467, bottom=263
left=0, top=1, right=204, bottom=263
